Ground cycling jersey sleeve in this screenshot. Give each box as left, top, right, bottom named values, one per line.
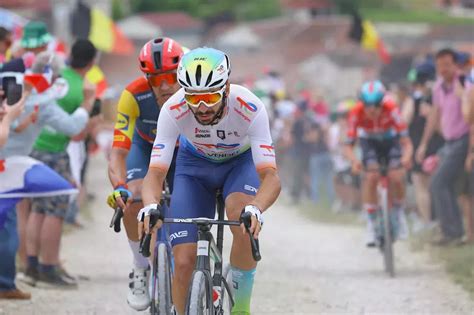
left=149, top=108, right=179, bottom=172
left=112, top=89, right=139, bottom=150
left=248, top=105, right=277, bottom=172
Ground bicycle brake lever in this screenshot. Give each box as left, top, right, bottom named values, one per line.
left=244, top=224, right=262, bottom=262
left=109, top=191, right=129, bottom=233
left=139, top=233, right=152, bottom=258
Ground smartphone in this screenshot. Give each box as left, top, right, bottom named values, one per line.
left=2, top=76, right=23, bottom=105
left=90, top=98, right=102, bottom=117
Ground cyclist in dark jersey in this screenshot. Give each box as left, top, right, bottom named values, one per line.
left=106, top=37, right=184, bottom=311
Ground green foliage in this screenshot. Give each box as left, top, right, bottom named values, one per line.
left=361, top=7, right=474, bottom=25
left=112, top=0, right=125, bottom=21
left=129, top=0, right=280, bottom=21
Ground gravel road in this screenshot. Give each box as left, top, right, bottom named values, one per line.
left=1, top=155, right=472, bottom=315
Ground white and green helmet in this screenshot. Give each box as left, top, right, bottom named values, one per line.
left=177, top=47, right=231, bottom=91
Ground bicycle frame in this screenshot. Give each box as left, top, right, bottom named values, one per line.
left=377, top=157, right=395, bottom=277
left=164, top=191, right=239, bottom=312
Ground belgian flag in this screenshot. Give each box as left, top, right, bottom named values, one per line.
left=349, top=12, right=391, bottom=64
left=71, top=1, right=133, bottom=55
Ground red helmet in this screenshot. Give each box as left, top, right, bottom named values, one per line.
left=138, top=37, right=184, bottom=74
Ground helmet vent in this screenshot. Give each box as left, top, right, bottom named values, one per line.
left=205, top=70, right=213, bottom=86
left=172, top=56, right=179, bottom=64
left=196, top=65, right=202, bottom=85
left=209, top=78, right=223, bottom=88
left=185, top=71, right=192, bottom=87
left=178, top=79, right=189, bottom=87
left=153, top=52, right=162, bottom=70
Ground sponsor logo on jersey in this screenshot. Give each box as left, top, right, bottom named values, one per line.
left=143, top=119, right=157, bottom=125
left=237, top=97, right=257, bottom=113
left=153, top=143, right=165, bottom=150
left=195, top=128, right=210, bottom=134
left=136, top=92, right=153, bottom=101
left=233, top=108, right=251, bottom=122
left=176, top=108, right=191, bottom=120
left=113, top=135, right=125, bottom=142
left=116, top=112, right=129, bottom=131
left=193, top=142, right=239, bottom=151
left=170, top=101, right=187, bottom=113
left=259, top=144, right=274, bottom=153
left=217, top=130, right=226, bottom=140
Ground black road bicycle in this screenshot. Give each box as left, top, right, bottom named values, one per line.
left=140, top=189, right=261, bottom=315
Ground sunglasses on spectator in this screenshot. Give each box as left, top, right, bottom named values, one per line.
left=147, top=72, right=177, bottom=87
left=184, top=86, right=226, bottom=108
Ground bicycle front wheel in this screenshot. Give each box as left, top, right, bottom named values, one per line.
left=221, top=264, right=234, bottom=314
left=380, top=186, right=395, bottom=277
left=150, top=242, right=173, bottom=314
left=186, top=271, right=213, bottom=315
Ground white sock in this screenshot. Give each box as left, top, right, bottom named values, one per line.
left=128, top=239, right=149, bottom=269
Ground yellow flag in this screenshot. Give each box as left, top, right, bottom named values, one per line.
left=361, top=20, right=379, bottom=51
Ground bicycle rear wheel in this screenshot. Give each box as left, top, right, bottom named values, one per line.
left=380, top=186, right=395, bottom=277
left=186, top=271, right=213, bottom=315
left=150, top=243, right=173, bottom=314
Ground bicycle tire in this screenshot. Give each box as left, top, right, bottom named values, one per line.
left=186, top=271, right=212, bottom=315
left=221, top=264, right=234, bottom=314
left=150, top=243, right=173, bottom=314
left=380, top=186, right=395, bottom=277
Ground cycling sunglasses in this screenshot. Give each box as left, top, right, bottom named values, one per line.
left=147, top=72, right=177, bottom=87
left=184, top=86, right=225, bottom=108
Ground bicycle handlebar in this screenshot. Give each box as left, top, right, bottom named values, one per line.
left=138, top=216, right=261, bottom=262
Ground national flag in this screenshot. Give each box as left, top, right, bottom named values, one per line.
left=349, top=12, right=391, bottom=64
left=71, top=1, right=134, bottom=55
left=23, top=63, right=53, bottom=93
left=0, top=156, right=78, bottom=228
left=86, top=65, right=108, bottom=99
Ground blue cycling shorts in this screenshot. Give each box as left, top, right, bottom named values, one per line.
left=126, top=135, right=177, bottom=192
left=168, top=148, right=260, bottom=247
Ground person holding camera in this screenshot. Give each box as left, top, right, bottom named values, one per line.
left=0, top=50, right=93, bottom=299
left=0, top=94, right=25, bottom=148
left=21, top=39, right=97, bottom=288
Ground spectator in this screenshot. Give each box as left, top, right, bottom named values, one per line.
left=416, top=48, right=470, bottom=245
left=403, top=70, right=444, bottom=231
left=305, top=111, right=335, bottom=207
left=290, top=102, right=310, bottom=203
left=0, top=27, right=12, bottom=63
left=328, top=101, right=361, bottom=212
left=0, top=95, right=25, bottom=148
left=460, top=68, right=474, bottom=242
left=20, top=21, right=52, bottom=56
left=23, top=40, right=96, bottom=288
left=0, top=51, right=91, bottom=298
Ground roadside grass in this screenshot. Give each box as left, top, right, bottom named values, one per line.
left=288, top=196, right=361, bottom=226
left=410, top=229, right=474, bottom=299
left=361, top=8, right=474, bottom=25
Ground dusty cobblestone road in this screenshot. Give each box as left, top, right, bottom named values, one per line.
left=1, top=155, right=473, bottom=315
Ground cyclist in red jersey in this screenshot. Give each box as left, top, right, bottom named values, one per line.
left=106, top=37, right=184, bottom=311
left=344, top=80, right=413, bottom=246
